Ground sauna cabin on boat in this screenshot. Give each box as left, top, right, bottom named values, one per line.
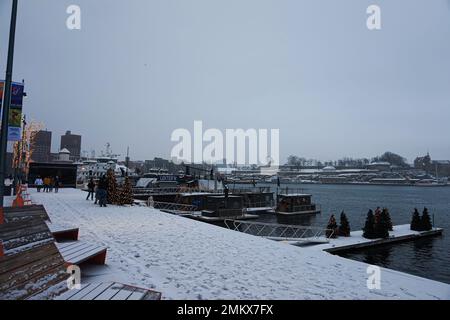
left=276, top=194, right=320, bottom=215
left=199, top=195, right=258, bottom=221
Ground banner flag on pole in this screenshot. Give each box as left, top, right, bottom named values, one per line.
left=0, top=80, right=25, bottom=141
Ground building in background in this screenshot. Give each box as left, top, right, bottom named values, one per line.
left=60, top=130, right=81, bottom=161
left=30, top=130, right=52, bottom=163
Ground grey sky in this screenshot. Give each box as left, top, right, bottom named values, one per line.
left=1, top=0, right=450, bottom=163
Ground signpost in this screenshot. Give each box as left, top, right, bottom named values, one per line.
left=0, top=0, right=19, bottom=207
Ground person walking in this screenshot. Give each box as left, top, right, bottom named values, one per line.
left=49, top=177, right=54, bottom=193
left=43, top=177, right=50, bottom=192
left=4, top=176, right=13, bottom=196
left=54, top=176, right=60, bottom=193
left=34, top=176, right=43, bottom=192
left=97, top=175, right=108, bottom=207
left=86, top=178, right=95, bottom=201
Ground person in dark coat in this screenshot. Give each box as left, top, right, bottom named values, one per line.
left=97, top=175, right=108, bottom=207
left=86, top=178, right=95, bottom=201
left=54, top=176, right=60, bottom=193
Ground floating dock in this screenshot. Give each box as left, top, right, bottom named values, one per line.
left=294, top=224, right=443, bottom=253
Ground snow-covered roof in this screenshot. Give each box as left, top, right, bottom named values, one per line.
left=369, top=161, right=391, bottom=166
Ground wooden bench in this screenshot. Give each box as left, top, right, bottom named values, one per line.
left=56, top=241, right=108, bottom=265
left=0, top=217, right=69, bottom=300
left=55, top=282, right=162, bottom=300
left=0, top=217, right=54, bottom=255
left=49, top=225, right=79, bottom=242
left=3, top=205, right=51, bottom=223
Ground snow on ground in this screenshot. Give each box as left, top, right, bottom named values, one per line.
left=31, top=188, right=450, bottom=300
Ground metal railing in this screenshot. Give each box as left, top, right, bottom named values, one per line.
left=134, top=187, right=211, bottom=195
left=224, top=219, right=333, bottom=243
left=147, top=199, right=198, bottom=213
left=276, top=187, right=306, bottom=195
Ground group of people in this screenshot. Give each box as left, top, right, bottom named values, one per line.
left=34, top=176, right=60, bottom=193
left=86, top=176, right=108, bottom=207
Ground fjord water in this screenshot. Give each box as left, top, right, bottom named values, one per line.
left=252, top=183, right=450, bottom=284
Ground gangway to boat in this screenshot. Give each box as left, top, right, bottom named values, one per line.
left=147, top=200, right=198, bottom=214
left=223, top=219, right=333, bottom=244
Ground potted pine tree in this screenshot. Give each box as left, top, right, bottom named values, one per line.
left=363, top=210, right=376, bottom=239
left=410, top=208, right=421, bottom=231
left=421, top=207, right=433, bottom=231
left=338, top=211, right=351, bottom=237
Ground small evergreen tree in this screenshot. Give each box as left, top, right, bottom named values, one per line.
left=374, top=210, right=390, bottom=239
left=118, top=176, right=133, bottom=205
left=363, top=210, right=376, bottom=239
left=326, top=214, right=338, bottom=238
left=421, top=207, right=433, bottom=231
left=381, top=208, right=393, bottom=231
left=106, top=169, right=118, bottom=204
left=338, top=211, right=351, bottom=237
left=410, top=208, right=421, bottom=231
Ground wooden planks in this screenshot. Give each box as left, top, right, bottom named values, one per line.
left=0, top=218, right=53, bottom=254
left=0, top=216, right=69, bottom=300
left=3, top=205, right=51, bottom=223
left=56, top=241, right=107, bottom=265
left=55, top=282, right=162, bottom=300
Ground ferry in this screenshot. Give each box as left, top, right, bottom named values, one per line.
left=76, top=156, right=131, bottom=184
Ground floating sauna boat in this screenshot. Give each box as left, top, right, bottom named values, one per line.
left=275, top=194, right=321, bottom=215
left=197, top=195, right=259, bottom=221
left=233, top=191, right=275, bottom=214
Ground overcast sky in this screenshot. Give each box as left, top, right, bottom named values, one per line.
left=1, top=0, right=449, bottom=163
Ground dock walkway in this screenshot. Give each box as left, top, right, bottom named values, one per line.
left=293, top=224, right=443, bottom=253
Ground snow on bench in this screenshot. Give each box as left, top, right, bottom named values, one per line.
left=0, top=217, right=69, bottom=300
left=55, top=282, right=161, bottom=300
left=3, top=205, right=51, bottom=223
left=56, top=241, right=107, bottom=265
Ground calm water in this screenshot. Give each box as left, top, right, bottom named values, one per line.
left=238, top=183, right=450, bottom=284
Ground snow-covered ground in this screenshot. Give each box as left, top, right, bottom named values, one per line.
left=30, top=188, right=450, bottom=300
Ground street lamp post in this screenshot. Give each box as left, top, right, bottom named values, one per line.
left=0, top=0, right=19, bottom=208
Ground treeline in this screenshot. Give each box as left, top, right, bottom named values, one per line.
left=287, top=151, right=409, bottom=168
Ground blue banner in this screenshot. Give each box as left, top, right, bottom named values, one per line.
left=0, top=81, right=24, bottom=108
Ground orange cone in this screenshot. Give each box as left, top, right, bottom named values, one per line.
left=12, top=194, right=24, bottom=208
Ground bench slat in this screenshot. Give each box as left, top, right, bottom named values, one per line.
left=81, top=282, right=114, bottom=300
left=64, top=248, right=106, bottom=264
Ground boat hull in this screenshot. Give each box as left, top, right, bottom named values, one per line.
left=276, top=209, right=321, bottom=216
